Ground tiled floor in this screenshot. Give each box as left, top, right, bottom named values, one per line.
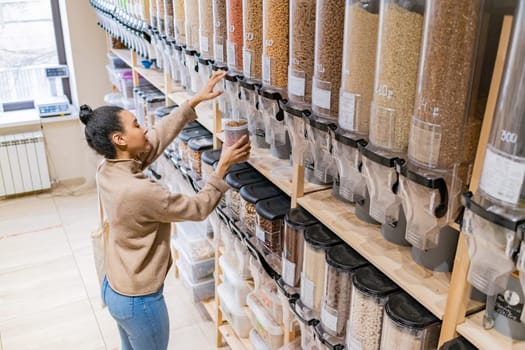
left=0, top=184, right=225, bottom=350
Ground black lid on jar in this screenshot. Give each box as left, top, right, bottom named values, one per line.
left=174, top=44, right=183, bottom=51
left=439, top=337, right=477, bottom=350
left=213, top=161, right=251, bottom=173
left=202, top=149, right=222, bottom=165
left=334, top=129, right=367, bottom=149
left=239, top=78, right=261, bottom=91
left=188, top=135, right=213, bottom=151
left=178, top=127, right=211, bottom=143
left=183, top=48, right=197, bottom=56
left=385, top=292, right=439, bottom=330
left=258, top=86, right=283, bottom=101
left=185, top=120, right=202, bottom=129
left=352, top=265, right=399, bottom=298
left=284, top=208, right=318, bottom=229
left=198, top=57, right=213, bottom=65
left=146, top=95, right=165, bottom=103
left=279, top=100, right=309, bottom=118
left=225, top=169, right=267, bottom=190
left=154, top=104, right=178, bottom=118
left=326, top=244, right=368, bottom=271
left=255, top=195, right=291, bottom=221
left=240, top=182, right=283, bottom=204
left=304, top=224, right=342, bottom=249
left=225, top=72, right=242, bottom=82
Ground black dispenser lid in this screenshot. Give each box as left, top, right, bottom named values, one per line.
left=185, top=120, right=202, bottom=129
left=239, top=182, right=283, bottom=204
left=258, top=86, right=283, bottom=100
left=352, top=265, right=399, bottom=298
left=202, top=149, right=222, bottom=165
left=304, top=224, right=342, bottom=249
left=188, top=135, right=214, bottom=151
left=385, top=292, right=439, bottom=329
left=213, top=161, right=252, bottom=173
left=225, top=169, right=267, bottom=190
left=334, top=129, right=367, bottom=149
left=326, top=244, right=369, bottom=271
left=279, top=100, right=309, bottom=118
left=225, top=72, right=242, bottom=82
left=439, top=336, right=477, bottom=350
left=178, top=127, right=211, bottom=143
left=154, top=104, right=178, bottom=118
left=239, top=78, right=261, bottom=90
left=255, top=195, right=291, bottom=221
left=284, top=207, right=318, bottom=229
left=305, top=114, right=337, bottom=132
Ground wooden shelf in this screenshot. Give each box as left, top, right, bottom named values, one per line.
left=135, top=66, right=166, bottom=92
left=457, top=312, right=525, bottom=350
left=219, top=324, right=253, bottom=350
left=168, top=92, right=218, bottom=136
left=297, top=190, right=484, bottom=320
left=111, top=48, right=133, bottom=67
left=248, top=147, right=331, bottom=197
left=202, top=299, right=218, bottom=323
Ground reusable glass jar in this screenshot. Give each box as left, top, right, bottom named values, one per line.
left=239, top=182, right=282, bottom=235
left=255, top=195, right=291, bottom=254
left=225, top=169, right=267, bottom=221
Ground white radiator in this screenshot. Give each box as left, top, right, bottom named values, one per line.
left=0, top=131, right=51, bottom=196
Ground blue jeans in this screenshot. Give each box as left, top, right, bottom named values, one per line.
left=101, top=276, right=169, bottom=350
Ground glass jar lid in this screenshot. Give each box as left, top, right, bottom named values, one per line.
left=202, top=149, right=222, bottom=165
left=352, top=265, right=399, bottom=298
left=326, top=244, right=368, bottom=271
left=304, top=224, right=342, bottom=249
left=225, top=169, right=267, bottom=190
left=385, top=292, right=439, bottom=330
left=239, top=182, right=283, bottom=204
left=188, top=135, right=214, bottom=151
left=284, top=207, right=318, bottom=229
left=255, top=195, right=291, bottom=221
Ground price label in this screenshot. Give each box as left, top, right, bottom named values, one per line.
left=282, top=259, right=296, bottom=287
left=288, top=74, right=305, bottom=97
left=214, top=44, right=224, bottom=63
left=200, top=36, right=209, bottom=53
left=339, top=92, right=357, bottom=131
left=312, top=85, right=331, bottom=110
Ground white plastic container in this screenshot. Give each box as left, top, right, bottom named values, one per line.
left=246, top=293, right=284, bottom=349
left=234, top=236, right=252, bottom=279
left=178, top=242, right=215, bottom=282
left=178, top=262, right=215, bottom=302
left=249, top=256, right=283, bottom=324
left=250, top=328, right=272, bottom=350
left=177, top=221, right=215, bottom=261
left=220, top=255, right=251, bottom=306
left=218, top=283, right=252, bottom=338
left=220, top=221, right=238, bottom=267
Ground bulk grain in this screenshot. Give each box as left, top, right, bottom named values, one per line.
left=369, top=2, right=423, bottom=152
left=262, top=0, right=289, bottom=89
left=288, top=0, right=316, bottom=104
left=312, top=0, right=346, bottom=120
left=174, top=0, right=186, bottom=44
left=339, top=1, right=379, bottom=134
left=199, top=0, right=214, bottom=59
left=242, top=0, right=263, bottom=80
left=157, top=0, right=165, bottom=33
left=184, top=0, right=200, bottom=50
left=227, top=0, right=243, bottom=72
left=165, top=0, right=174, bottom=38
left=213, top=0, right=228, bottom=63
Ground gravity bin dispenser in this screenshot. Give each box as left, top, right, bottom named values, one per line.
left=304, top=113, right=337, bottom=185
left=240, top=79, right=268, bottom=149
left=462, top=2, right=525, bottom=339
left=362, top=0, right=426, bottom=246
left=397, top=0, right=485, bottom=272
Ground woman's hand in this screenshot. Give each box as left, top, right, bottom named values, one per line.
left=188, top=70, right=227, bottom=109
left=215, top=135, right=251, bottom=179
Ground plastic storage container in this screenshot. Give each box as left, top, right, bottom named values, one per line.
left=184, top=48, right=200, bottom=95
left=179, top=263, right=215, bottom=302
left=220, top=220, right=238, bottom=267
left=439, top=336, right=477, bottom=350
left=311, top=0, right=346, bottom=120
left=240, top=182, right=282, bottom=235
left=338, top=0, right=379, bottom=133
left=157, top=0, right=165, bottom=33
left=145, top=95, right=166, bottom=130
left=223, top=118, right=250, bottom=147
left=380, top=292, right=441, bottom=350
left=218, top=283, right=252, bottom=338
left=261, top=0, right=288, bottom=89
left=223, top=72, right=243, bottom=119
left=219, top=255, right=251, bottom=306
left=234, top=236, right=252, bottom=279
left=199, top=0, right=214, bottom=59
left=225, top=169, right=267, bottom=221
left=177, top=127, right=211, bottom=169
left=333, top=130, right=367, bottom=203
left=169, top=119, right=202, bottom=153
left=321, top=245, right=368, bottom=337
left=346, top=265, right=399, bottom=350
left=255, top=195, right=291, bottom=253
left=201, top=149, right=222, bottom=182
left=288, top=0, right=316, bottom=106
left=184, top=0, right=200, bottom=50
left=300, top=224, right=342, bottom=317
left=281, top=101, right=309, bottom=164
left=246, top=293, right=284, bottom=349
left=282, top=208, right=318, bottom=288
left=249, top=256, right=283, bottom=324
left=213, top=0, right=228, bottom=64
left=164, top=0, right=175, bottom=39
left=304, top=114, right=337, bottom=184
left=177, top=221, right=215, bottom=261
left=153, top=104, right=178, bottom=126
left=258, top=88, right=290, bottom=159
left=242, top=0, right=263, bottom=80
left=239, top=79, right=268, bottom=148
left=249, top=328, right=271, bottom=350
left=174, top=0, right=186, bottom=45
left=188, top=135, right=214, bottom=179
left=226, top=0, right=243, bottom=73
left=177, top=239, right=215, bottom=282
left=369, top=0, right=424, bottom=152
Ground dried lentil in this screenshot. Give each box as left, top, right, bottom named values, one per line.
left=213, top=0, right=228, bottom=63
left=262, top=0, right=289, bottom=89
left=288, top=0, right=316, bottom=104
left=409, top=0, right=483, bottom=169
left=311, top=0, right=346, bottom=120
left=369, top=3, right=423, bottom=152
left=199, top=0, right=215, bottom=59
left=226, top=0, right=244, bottom=72
left=242, top=0, right=263, bottom=80
left=339, top=2, right=379, bottom=134
left=174, top=0, right=186, bottom=44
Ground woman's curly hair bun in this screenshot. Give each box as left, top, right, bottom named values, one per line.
left=79, top=104, right=94, bottom=125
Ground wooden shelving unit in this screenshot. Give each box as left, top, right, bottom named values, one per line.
left=110, top=48, right=133, bottom=67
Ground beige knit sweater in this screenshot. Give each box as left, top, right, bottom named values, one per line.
left=97, top=102, right=228, bottom=296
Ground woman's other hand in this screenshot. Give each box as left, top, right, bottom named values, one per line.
left=215, top=135, right=251, bottom=178
left=188, top=70, right=227, bottom=109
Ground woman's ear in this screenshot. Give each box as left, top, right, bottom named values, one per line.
left=111, top=132, right=127, bottom=147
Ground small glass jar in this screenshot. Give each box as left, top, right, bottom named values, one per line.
left=225, top=169, right=267, bottom=221
left=282, top=208, right=318, bottom=288
left=223, top=118, right=250, bottom=147
left=300, top=224, right=342, bottom=318
left=255, top=195, right=291, bottom=254
left=201, top=149, right=222, bottom=182
left=321, top=245, right=368, bottom=338
left=239, top=182, right=283, bottom=236
left=346, top=265, right=399, bottom=350
left=380, top=292, right=441, bottom=350
left=188, top=135, right=214, bottom=179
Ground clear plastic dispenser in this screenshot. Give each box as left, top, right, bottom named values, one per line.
left=282, top=208, right=318, bottom=288
left=311, top=0, right=346, bottom=121
left=338, top=0, right=379, bottom=134
left=184, top=0, right=200, bottom=51
left=280, top=101, right=309, bottom=167
left=198, top=0, right=214, bottom=59
left=225, top=169, right=267, bottom=221
left=242, top=0, right=263, bottom=82
left=173, top=43, right=186, bottom=88
left=261, top=0, right=288, bottom=90
left=320, top=245, right=368, bottom=338
left=174, top=0, right=186, bottom=46
left=239, top=182, right=282, bottom=236
left=226, top=0, right=243, bottom=73
left=380, top=292, right=441, bottom=350
left=255, top=195, right=291, bottom=254
left=287, top=0, right=316, bottom=106
left=213, top=0, right=228, bottom=65
left=197, top=57, right=213, bottom=104
left=304, top=115, right=337, bottom=185
left=222, top=72, right=243, bottom=120
left=240, top=79, right=269, bottom=149
left=257, top=88, right=290, bottom=160
left=300, top=224, right=342, bottom=319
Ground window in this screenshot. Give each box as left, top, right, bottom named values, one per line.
left=0, top=0, right=70, bottom=109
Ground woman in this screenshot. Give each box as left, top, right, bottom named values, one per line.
left=80, top=70, right=250, bottom=350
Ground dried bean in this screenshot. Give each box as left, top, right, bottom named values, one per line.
left=213, top=0, right=228, bottom=63
left=199, top=0, right=214, bottom=59
left=262, top=0, right=289, bottom=89
left=226, top=0, right=243, bottom=72
left=282, top=223, right=305, bottom=288
left=242, top=0, right=263, bottom=80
